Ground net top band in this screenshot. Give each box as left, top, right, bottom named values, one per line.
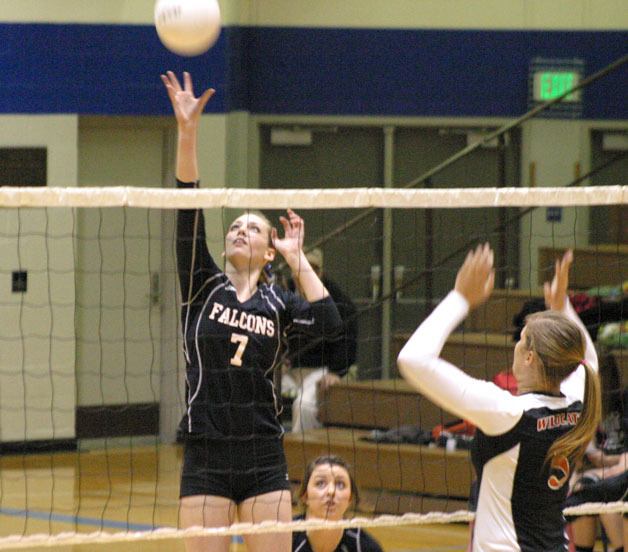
left=0, top=185, right=625, bottom=209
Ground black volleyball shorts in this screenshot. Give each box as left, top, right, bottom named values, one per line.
left=179, top=436, right=290, bottom=503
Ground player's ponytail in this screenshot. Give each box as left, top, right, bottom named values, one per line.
left=547, top=359, right=601, bottom=465
left=525, top=311, right=601, bottom=466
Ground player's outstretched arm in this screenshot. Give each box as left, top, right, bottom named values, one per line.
left=160, top=71, right=215, bottom=183
left=163, top=72, right=220, bottom=305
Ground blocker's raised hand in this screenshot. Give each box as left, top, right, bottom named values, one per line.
left=160, top=71, right=215, bottom=127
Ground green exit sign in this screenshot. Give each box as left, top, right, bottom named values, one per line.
left=533, top=71, right=581, bottom=102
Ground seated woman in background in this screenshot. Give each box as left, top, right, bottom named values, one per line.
left=566, top=470, right=627, bottom=552
left=566, top=348, right=626, bottom=552
left=293, top=455, right=383, bottom=552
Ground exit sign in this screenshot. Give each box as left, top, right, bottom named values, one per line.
left=533, top=71, right=580, bottom=102
left=528, top=58, right=584, bottom=118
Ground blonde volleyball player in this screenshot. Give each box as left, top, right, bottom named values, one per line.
left=161, top=71, right=341, bottom=552
left=398, top=245, right=601, bottom=552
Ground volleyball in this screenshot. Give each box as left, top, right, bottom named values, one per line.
left=154, top=0, right=221, bottom=56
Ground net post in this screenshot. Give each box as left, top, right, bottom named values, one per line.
left=381, top=125, right=395, bottom=378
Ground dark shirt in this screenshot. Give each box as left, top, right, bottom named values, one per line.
left=608, top=386, right=627, bottom=453
left=176, top=180, right=342, bottom=439
left=292, top=515, right=383, bottom=552
left=287, top=276, right=358, bottom=376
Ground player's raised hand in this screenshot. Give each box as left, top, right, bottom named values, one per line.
left=544, top=249, right=573, bottom=311
left=454, top=243, right=495, bottom=309
left=160, top=71, right=215, bottom=127
left=272, top=209, right=305, bottom=262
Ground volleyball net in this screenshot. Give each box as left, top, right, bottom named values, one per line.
left=0, top=184, right=626, bottom=549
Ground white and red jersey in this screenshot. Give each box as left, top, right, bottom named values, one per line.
left=398, top=290, right=597, bottom=552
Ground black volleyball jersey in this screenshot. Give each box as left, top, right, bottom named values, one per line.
left=292, top=516, right=384, bottom=552
left=176, top=181, right=341, bottom=439
left=397, top=291, right=598, bottom=552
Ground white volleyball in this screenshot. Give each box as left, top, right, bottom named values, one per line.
left=154, top=0, right=221, bottom=56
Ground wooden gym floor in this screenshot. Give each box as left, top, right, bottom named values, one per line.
left=0, top=440, right=471, bottom=551
left=1, top=440, right=609, bottom=551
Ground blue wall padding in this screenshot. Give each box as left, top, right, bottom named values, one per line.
left=0, top=23, right=625, bottom=118
left=0, top=23, right=227, bottom=114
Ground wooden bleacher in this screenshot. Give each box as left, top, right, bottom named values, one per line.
left=316, top=378, right=458, bottom=430
left=464, top=288, right=542, bottom=334
left=285, top=379, right=476, bottom=514
left=538, top=244, right=628, bottom=290
left=285, top=348, right=628, bottom=513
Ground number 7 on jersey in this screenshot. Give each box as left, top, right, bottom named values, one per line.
left=230, top=333, right=249, bottom=366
